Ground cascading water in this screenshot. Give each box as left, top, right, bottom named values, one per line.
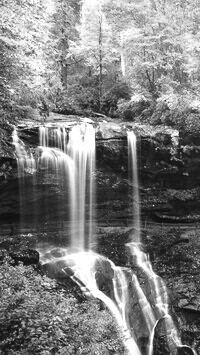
left=13, top=123, right=96, bottom=245
left=67, top=124, right=96, bottom=250
left=127, top=130, right=141, bottom=241
left=38, top=129, right=184, bottom=354
left=12, top=127, right=36, bottom=229
left=13, top=128, right=36, bottom=177
left=127, top=131, right=196, bottom=355
left=13, top=123, right=196, bottom=355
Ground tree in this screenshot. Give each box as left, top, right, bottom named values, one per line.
left=101, top=0, right=200, bottom=106
left=0, top=0, right=58, bottom=110
left=77, top=0, right=120, bottom=111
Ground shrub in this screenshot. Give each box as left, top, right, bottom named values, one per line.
left=117, top=96, right=153, bottom=121
left=101, top=82, right=131, bottom=116
left=0, top=260, right=123, bottom=354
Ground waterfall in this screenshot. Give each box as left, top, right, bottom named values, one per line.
left=13, top=124, right=196, bottom=355
left=38, top=123, right=96, bottom=249
left=127, top=131, right=141, bottom=241
left=12, top=128, right=36, bottom=177
left=127, top=131, right=192, bottom=355
left=39, top=247, right=142, bottom=355
left=13, top=123, right=96, bottom=246
left=67, top=124, right=96, bottom=250
left=12, top=128, right=36, bottom=229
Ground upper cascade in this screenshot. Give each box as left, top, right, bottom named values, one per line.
left=12, top=127, right=36, bottom=177
left=127, top=130, right=141, bottom=241
left=13, top=123, right=96, bottom=250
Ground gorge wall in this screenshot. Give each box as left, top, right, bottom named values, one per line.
left=2, top=116, right=200, bottom=225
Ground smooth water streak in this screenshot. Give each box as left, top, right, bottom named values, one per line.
left=38, top=123, right=96, bottom=249
left=67, top=124, right=96, bottom=250
left=127, top=131, right=141, bottom=241
left=127, top=131, right=183, bottom=354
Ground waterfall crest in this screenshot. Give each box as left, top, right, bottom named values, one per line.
left=13, top=123, right=96, bottom=247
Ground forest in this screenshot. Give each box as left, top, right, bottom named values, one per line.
left=1, top=0, right=200, bottom=127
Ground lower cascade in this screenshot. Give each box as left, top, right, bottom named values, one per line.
left=13, top=123, right=196, bottom=355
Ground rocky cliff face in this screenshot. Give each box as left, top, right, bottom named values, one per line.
left=0, top=115, right=200, bottom=353
left=1, top=115, right=200, bottom=225
left=96, top=120, right=200, bottom=224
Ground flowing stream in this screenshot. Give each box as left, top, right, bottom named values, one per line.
left=13, top=123, right=196, bottom=355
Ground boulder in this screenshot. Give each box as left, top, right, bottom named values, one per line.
left=153, top=317, right=177, bottom=355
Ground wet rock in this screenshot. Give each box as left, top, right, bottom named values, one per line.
left=144, top=226, right=200, bottom=354
left=43, top=260, right=70, bottom=280
left=1, top=117, right=200, bottom=226
left=153, top=317, right=177, bottom=355
left=42, top=260, right=89, bottom=302
left=177, top=346, right=195, bottom=354
left=96, top=121, right=127, bottom=140
left=178, top=299, right=189, bottom=308
left=94, top=257, right=115, bottom=296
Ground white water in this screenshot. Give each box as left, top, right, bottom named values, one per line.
left=39, top=126, right=49, bottom=147
left=67, top=124, right=96, bottom=250
left=39, top=146, right=76, bottom=231
left=127, top=132, right=183, bottom=355
left=14, top=123, right=96, bottom=247
left=38, top=248, right=142, bottom=355
left=39, top=123, right=96, bottom=250
left=13, top=128, right=36, bottom=177
left=12, top=128, right=36, bottom=229
left=66, top=253, right=141, bottom=355
left=127, top=131, right=141, bottom=241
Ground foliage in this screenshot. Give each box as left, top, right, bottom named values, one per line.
left=116, top=96, right=154, bottom=121
left=101, top=82, right=131, bottom=116
left=0, top=0, right=81, bottom=118
left=0, top=260, right=123, bottom=354
left=104, top=0, right=200, bottom=100
left=0, top=0, right=56, bottom=109
left=55, top=72, right=100, bottom=115
left=2, top=0, right=200, bottom=121
left=86, top=0, right=200, bottom=118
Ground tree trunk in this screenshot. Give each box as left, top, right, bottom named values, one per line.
left=99, top=14, right=103, bottom=112
left=121, top=51, right=126, bottom=77
left=60, top=0, right=69, bottom=89
left=120, top=34, right=126, bottom=77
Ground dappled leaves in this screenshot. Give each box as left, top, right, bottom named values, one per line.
left=0, top=261, right=123, bottom=354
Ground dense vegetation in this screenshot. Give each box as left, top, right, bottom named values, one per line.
left=0, top=258, right=123, bottom=354
left=1, top=0, right=200, bottom=127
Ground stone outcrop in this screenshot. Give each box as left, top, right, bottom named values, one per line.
left=142, top=226, right=200, bottom=352
left=1, top=115, right=200, bottom=225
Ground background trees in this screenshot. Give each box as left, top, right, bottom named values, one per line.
left=0, top=0, right=55, bottom=108
left=1, top=0, right=200, bottom=122
left=0, top=0, right=80, bottom=118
